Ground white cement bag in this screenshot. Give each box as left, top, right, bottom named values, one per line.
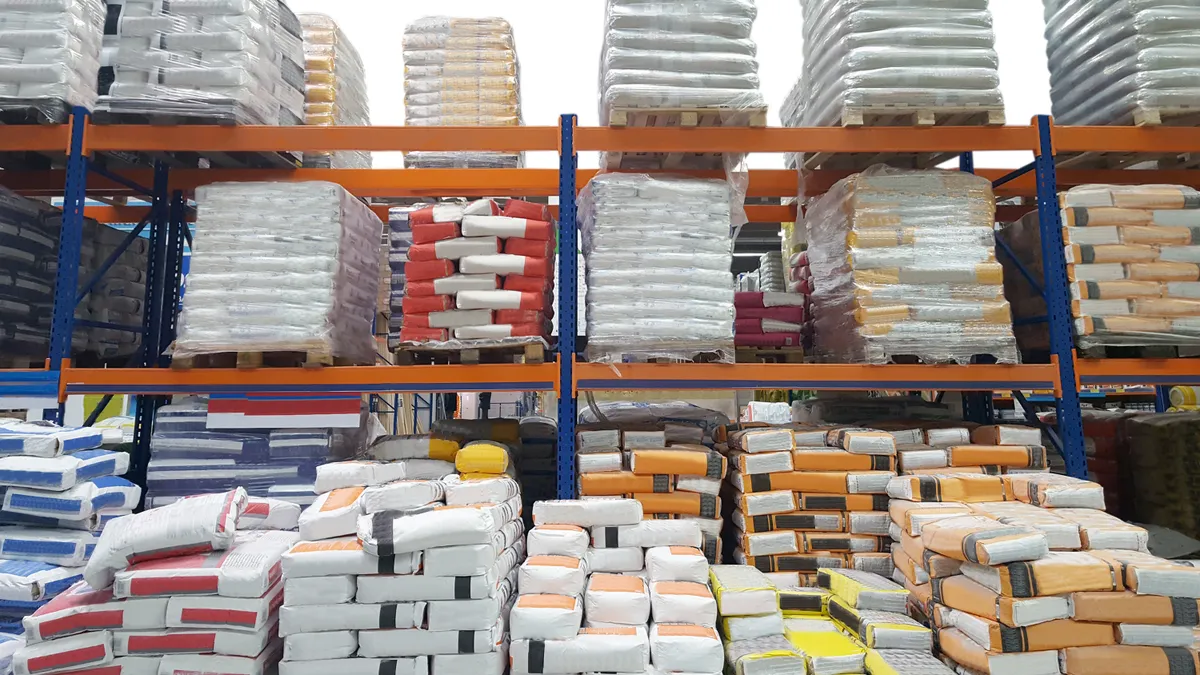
left=113, top=530, right=297, bottom=599
left=86, top=489, right=247, bottom=590
left=510, top=594, right=583, bottom=640
left=585, top=573, right=650, bottom=626
left=237, top=498, right=301, bottom=531
left=649, top=624, right=723, bottom=673
left=358, top=545, right=522, bottom=603
left=585, top=547, right=644, bottom=573
left=283, top=575, right=355, bottom=606
left=423, top=520, right=524, bottom=577
left=578, top=453, right=623, bottom=474
left=282, top=630, right=357, bottom=661
left=650, top=581, right=717, bottom=627
left=278, top=602, right=425, bottom=635
left=4, top=478, right=140, bottom=520
left=298, top=488, right=364, bottom=541
left=527, top=525, right=589, bottom=558
left=0, top=527, right=96, bottom=566
left=281, top=538, right=421, bottom=578
left=356, top=618, right=504, bottom=657
left=510, top=628, right=650, bottom=674
left=164, top=582, right=282, bottom=632
left=533, top=499, right=642, bottom=527
left=0, top=421, right=103, bottom=458
left=0, top=560, right=83, bottom=603
left=518, top=555, right=588, bottom=596
left=14, top=630, right=112, bottom=675
left=0, top=450, right=129, bottom=491
left=112, top=619, right=276, bottom=657
left=358, top=502, right=512, bottom=555
left=645, top=547, right=708, bottom=584
left=314, top=462, right=407, bottom=493
left=360, top=481, right=444, bottom=513
left=157, top=639, right=282, bottom=675
left=430, top=651, right=504, bottom=675
left=442, top=475, right=519, bottom=506
left=591, top=520, right=703, bottom=549
left=22, top=582, right=167, bottom=643
left=280, top=658, right=428, bottom=675
left=425, top=572, right=515, bottom=631
left=722, top=612, right=785, bottom=641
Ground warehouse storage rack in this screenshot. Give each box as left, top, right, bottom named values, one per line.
left=2, top=109, right=1200, bottom=498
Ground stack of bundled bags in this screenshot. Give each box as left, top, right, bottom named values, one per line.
left=299, top=13, right=371, bottom=169
left=387, top=208, right=412, bottom=352
left=278, top=436, right=524, bottom=675
left=1077, top=410, right=1141, bottom=517
left=580, top=173, right=735, bottom=363
left=13, top=489, right=300, bottom=675
left=98, top=0, right=305, bottom=127
left=716, top=564, right=808, bottom=673
left=734, top=291, right=805, bottom=350
left=1126, top=412, right=1200, bottom=542
left=0, top=420, right=136, bottom=635
left=757, top=252, right=786, bottom=293
left=401, top=16, right=522, bottom=169
left=516, top=417, right=557, bottom=521
left=576, top=425, right=725, bottom=564
left=143, top=398, right=338, bottom=508
left=173, top=181, right=382, bottom=366
left=721, top=425, right=896, bottom=585
left=395, top=199, right=555, bottom=347
left=784, top=0, right=1004, bottom=135
left=892, top=423, right=1049, bottom=479
left=79, top=218, right=149, bottom=360
left=509, top=497, right=722, bottom=674
left=886, top=466, right=1200, bottom=675
left=1045, top=0, right=1200, bottom=126
left=0, top=0, right=104, bottom=123
left=805, top=166, right=1019, bottom=365
left=1000, top=184, right=1200, bottom=353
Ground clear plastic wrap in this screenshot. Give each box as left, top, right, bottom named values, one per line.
left=0, top=0, right=104, bottom=122
left=174, top=181, right=383, bottom=363
left=786, top=0, right=1003, bottom=132
left=579, top=173, right=736, bottom=363
left=805, top=166, right=1018, bottom=364
left=96, top=0, right=305, bottom=125
left=299, top=14, right=370, bottom=169
left=1044, top=0, right=1200, bottom=125
left=402, top=16, right=522, bottom=168
left=1000, top=184, right=1200, bottom=350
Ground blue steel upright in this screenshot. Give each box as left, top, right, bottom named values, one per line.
left=556, top=114, right=579, bottom=500
left=47, top=108, right=90, bottom=380
left=1034, top=115, right=1087, bottom=478
left=957, top=151, right=994, bottom=425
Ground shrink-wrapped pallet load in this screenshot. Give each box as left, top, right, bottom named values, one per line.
left=0, top=0, right=104, bottom=123
left=173, top=181, right=383, bottom=365
left=579, top=173, right=735, bottom=363
left=402, top=16, right=521, bottom=169
left=1125, top=412, right=1200, bottom=540
left=299, top=14, right=371, bottom=169
left=805, top=166, right=1018, bottom=364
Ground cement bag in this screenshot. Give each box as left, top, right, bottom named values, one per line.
left=1070, top=591, right=1200, bottom=625
left=518, top=555, right=588, bottom=596
left=722, top=612, right=785, bottom=640
left=279, top=601, right=425, bottom=635
left=4, top=477, right=140, bottom=520
left=830, top=428, right=896, bottom=455
left=283, top=631, right=357, bottom=661
left=280, top=537, right=421, bottom=578
left=921, top=516, right=1049, bottom=564
left=960, top=551, right=1124, bottom=597
left=455, top=441, right=511, bottom=474
left=940, top=604, right=1115, bottom=651
left=160, top=647, right=284, bottom=675
left=13, top=630, right=112, bottom=675
left=850, top=553, right=894, bottom=579
left=1116, top=624, right=1196, bottom=647
left=279, top=658, right=428, bottom=675
left=729, top=428, right=793, bottom=453
left=828, top=596, right=931, bottom=650
left=816, top=569, right=907, bottom=613
left=0, top=527, right=96, bottom=566
left=973, top=425, right=1042, bottom=446
left=430, top=652, right=504, bottom=675
left=424, top=571, right=515, bottom=632
left=22, top=582, right=166, bottom=643
left=238, top=498, right=301, bottom=531
left=645, top=546, right=708, bottom=583
left=111, top=616, right=276, bottom=657
left=358, top=502, right=508, bottom=555
left=937, top=626, right=1060, bottom=675
left=85, top=489, right=247, bottom=590
left=424, top=520, right=525, bottom=577
left=847, top=512, right=891, bottom=536
left=0, top=421, right=103, bottom=458
left=164, top=581, right=282, bottom=632
left=299, top=488, right=364, bottom=541
left=510, top=594, right=583, bottom=640
left=864, top=648, right=955, bottom=675
left=1060, top=645, right=1200, bottom=675
left=734, top=509, right=843, bottom=534
left=1088, top=549, right=1200, bottom=597
left=741, top=531, right=798, bottom=557
left=577, top=429, right=620, bottom=452
left=591, top=520, right=702, bottom=549
left=933, top=574, right=1070, bottom=628
left=356, top=618, right=503, bottom=657
left=533, top=499, right=642, bottom=527
left=968, top=501, right=1082, bottom=551
left=1002, top=473, right=1106, bottom=509
left=724, top=635, right=805, bottom=675
left=0, top=450, right=129, bottom=491
left=578, top=453, right=623, bottom=474
left=113, top=530, right=297, bottom=599
left=585, top=546, right=644, bottom=573
left=360, top=481, right=444, bottom=514
left=314, top=461, right=409, bottom=493
left=510, top=627, right=650, bottom=674
left=528, top=525, right=589, bottom=558
left=710, top=565, right=779, bottom=617
left=735, top=490, right=798, bottom=517
left=887, top=474, right=1005, bottom=503
left=585, top=573, right=650, bottom=625
left=358, top=544, right=520, bottom=602
left=649, top=624, right=723, bottom=672
left=368, top=434, right=460, bottom=462
left=284, top=574, right=355, bottom=606
left=777, top=586, right=829, bottom=618
left=0, top=560, right=82, bottom=605
left=1054, top=508, right=1149, bottom=551
left=890, top=500, right=974, bottom=536
left=783, top=623, right=866, bottom=675
left=650, top=581, right=717, bottom=626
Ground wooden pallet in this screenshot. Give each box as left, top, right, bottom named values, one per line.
left=1058, top=106, right=1200, bottom=169
left=171, top=350, right=342, bottom=370
left=603, top=105, right=768, bottom=170
left=736, top=346, right=805, bottom=364
left=91, top=109, right=301, bottom=170
left=1078, top=345, right=1200, bottom=360
left=394, top=340, right=545, bottom=366
left=803, top=104, right=1006, bottom=171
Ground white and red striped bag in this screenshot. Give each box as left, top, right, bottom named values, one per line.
left=403, top=260, right=455, bottom=282
left=409, top=204, right=464, bottom=225
left=405, top=274, right=498, bottom=297
left=404, top=310, right=493, bottom=330
left=454, top=324, right=545, bottom=340
left=24, top=582, right=168, bottom=643
left=504, top=275, right=551, bottom=292
left=456, top=290, right=548, bottom=311
left=406, top=237, right=500, bottom=261
left=460, top=255, right=551, bottom=277
left=505, top=237, right=554, bottom=258
left=401, top=295, right=454, bottom=314
left=462, top=216, right=553, bottom=240
left=399, top=327, right=448, bottom=342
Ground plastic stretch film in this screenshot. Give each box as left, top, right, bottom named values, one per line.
left=805, top=166, right=1018, bottom=364
left=299, top=14, right=370, bottom=169
left=0, top=0, right=104, bottom=122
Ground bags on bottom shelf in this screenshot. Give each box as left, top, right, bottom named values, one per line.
left=280, top=658, right=428, bottom=675
left=509, top=628, right=649, bottom=674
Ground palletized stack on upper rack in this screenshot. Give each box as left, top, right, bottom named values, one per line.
left=1044, top=0, right=1200, bottom=126
left=394, top=199, right=554, bottom=348
left=724, top=425, right=896, bottom=586
left=12, top=490, right=298, bottom=675
left=580, top=173, right=735, bottom=363
left=0, top=0, right=104, bottom=123
left=299, top=13, right=371, bottom=169
left=806, top=167, right=1019, bottom=365
left=98, top=0, right=305, bottom=127
left=734, top=291, right=805, bottom=349
left=786, top=0, right=1004, bottom=148
left=402, top=16, right=522, bottom=169
left=0, top=420, right=136, bottom=633
left=173, top=181, right=382, bottom=366
left=80, top=218, right=148, bottom=360
left=1000, top=184, right=1200, bottom=353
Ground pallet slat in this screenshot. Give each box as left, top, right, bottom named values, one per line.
left=394, top=341, right=545, bottom=366
left=604, top=105, right=768, bottom=171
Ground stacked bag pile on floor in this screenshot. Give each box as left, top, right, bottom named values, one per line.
left=0, top=0, right=104, bottom=123
left=173, top=181, right=382, bottom=365
left=1044, top=0, right=1200, bottom=126
left=395, top=198, right=554, bottom=347
left=580, top=173, right=735, bottom=363
left=299, top=13, right=371, bottom=168
left=892, top=423, right=1049, bottom=480
left=722, top=424, right=896, bottom=585
left=516, top=417, right=558, bottom=520
left=576, top=424, right=725, bottom=563
left=12, top=489, right=299, bottom=675
left=1126, top=412, right=1200, bottom=542
left=511, top=498, right=722, bottom=674
left=714, top=563, right=809, bottom=674
left=734, top=291, right=805, bottom=349
left=805, top=166, right=1019, bottom=364
left=0, top=420, right=136, bottom=634
left=1000, top=184, right=1200, bottom=353
left=98, top=0, right=305, bottom=127
left=402, top=16, right=522, bottom=169
left=143, top=398, right=338, bottom=508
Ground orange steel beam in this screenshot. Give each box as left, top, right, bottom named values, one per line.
left=1075, top=358, right=1200, bottom=387
left=0, top=124, right=71, bottom=153
left=1053, top=126, right=1200, bottom=154
left=573, top=126, right=1039, bottom=154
